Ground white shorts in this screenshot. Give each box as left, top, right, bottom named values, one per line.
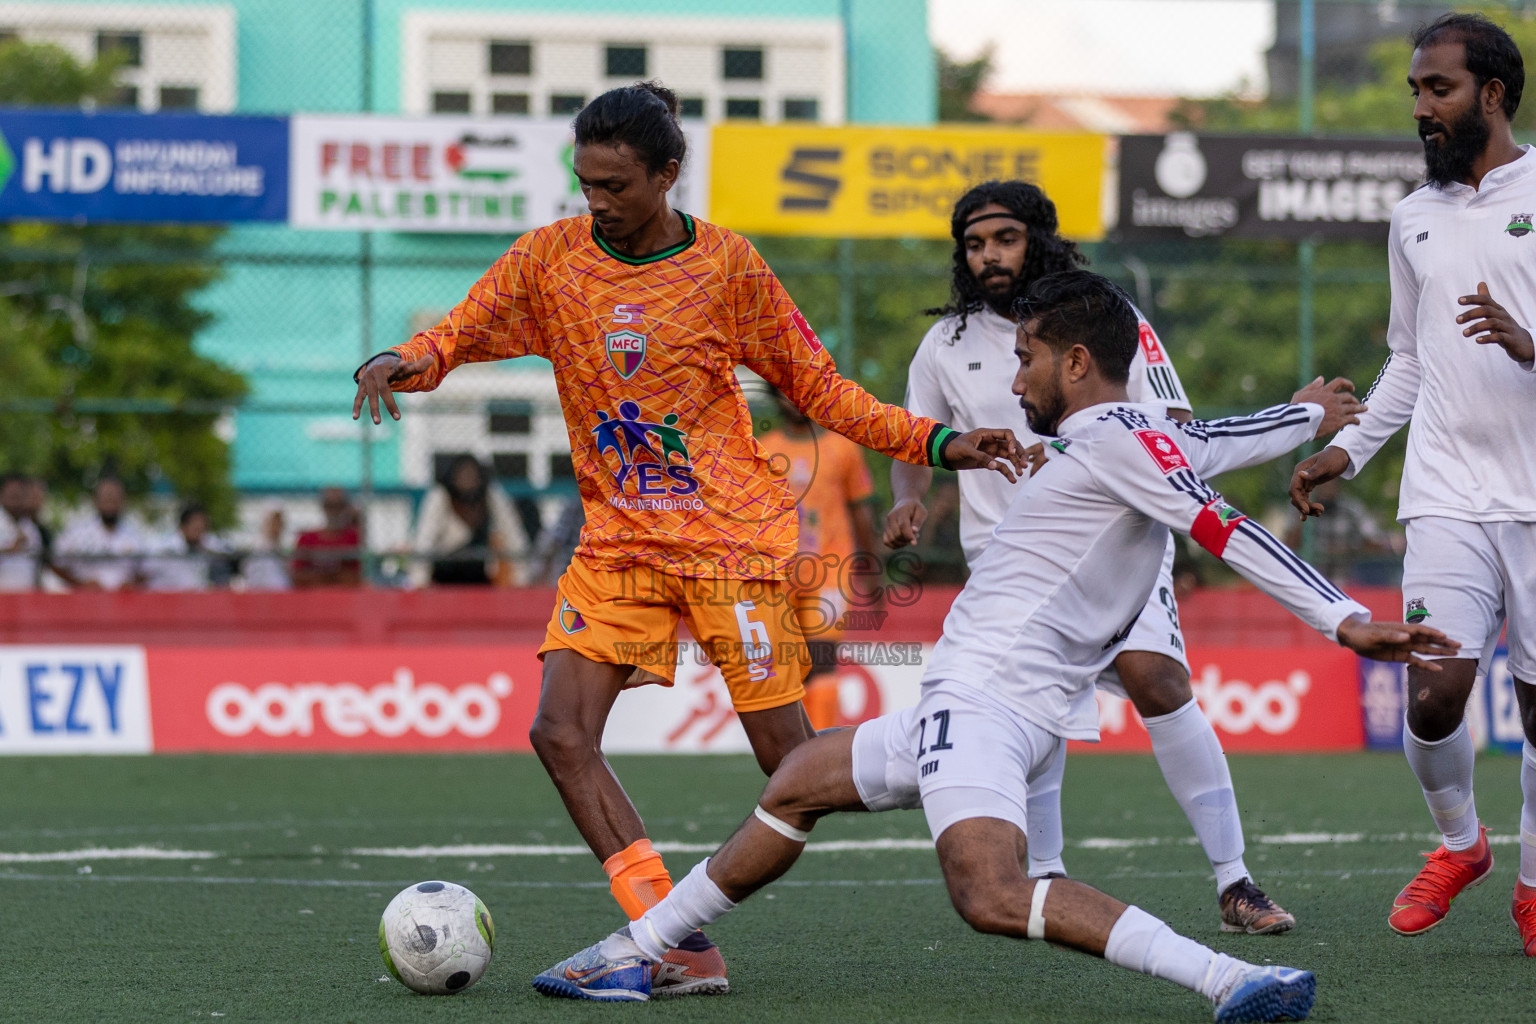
left=1403, top=517, right=1536, bottom=679
left=850, top=680, right=1062, bottom=841
left=1097, top=541, right=1190, bottom=699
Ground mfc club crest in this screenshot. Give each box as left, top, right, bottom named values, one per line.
left=1507, top=213, right=1534, bottom=237
left=606, top=330, right=647, bottom=379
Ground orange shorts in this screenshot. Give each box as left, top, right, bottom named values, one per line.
left=539, top=557, right=807, bottom=713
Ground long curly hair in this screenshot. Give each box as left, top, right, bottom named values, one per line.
left=925, top=180, right=1087, bottom=343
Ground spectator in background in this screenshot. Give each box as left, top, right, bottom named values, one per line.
left=531, top=496, right=585, bottom=586
left=56, top=476, right=149, bottom=591
left=758, top=387, right=883, bottom=730
left=142, top=503, right=233, bottom=591
left=0, top=472, right=41, bottom=591
left=410, top=455, right=527, bottom=587
left=291, top=487, right=362, bottom=588
left=241, top=507, right=291, bottom=591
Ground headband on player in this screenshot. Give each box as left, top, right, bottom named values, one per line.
left=963, top=211, right=1028, bottom=231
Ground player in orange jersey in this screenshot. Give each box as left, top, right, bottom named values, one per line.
left=353, top=82, right=1025, bottom=995
left=757, top=387, right=882, bottom=730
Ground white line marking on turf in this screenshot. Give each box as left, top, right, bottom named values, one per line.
left=347, top=838, right=939, bottom=857
left=0, top=847, right=218, bottom=863
left=0, top=831, right=1517, bottom=866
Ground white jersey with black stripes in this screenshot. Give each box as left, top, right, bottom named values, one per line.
left=906, top=305, right=1191, bottom=565
left=923, top=401, right=1367, bottom=741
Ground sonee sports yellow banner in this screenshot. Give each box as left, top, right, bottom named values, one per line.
left=709, top=124, right=1106, bottom=240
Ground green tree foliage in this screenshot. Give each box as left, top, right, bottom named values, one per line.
left=937, top=46, right=994, bottom=123
left=0, top=41, right=244, bottom=521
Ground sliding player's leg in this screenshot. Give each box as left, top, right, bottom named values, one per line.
left=1390, top=518, right=1498, bottom=935
left=917, top=680, right=1315, bottom=1022
left=532, top=725, right=874, bottom=1001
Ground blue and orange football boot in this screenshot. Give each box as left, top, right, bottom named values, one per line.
left=532, top=934, right=652, bottom=1002
left=1213, top=965, right=1317, bottom=1022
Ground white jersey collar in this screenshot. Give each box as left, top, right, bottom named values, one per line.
left=1434, top=144, right=1536, bottom=198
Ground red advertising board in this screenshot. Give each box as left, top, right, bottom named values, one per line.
left=1072, top=646, right=1364, bottom=753
left=146, top=647, right=544, bottom=752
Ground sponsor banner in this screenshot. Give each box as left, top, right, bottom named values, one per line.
left=0, top=110, right=288, bottom=223
left=289, top=115, right=708, bottom=232
left=0, top=646, right=152, bottom=753
left=146, top=647, right=539, bottom=752
left=710, top=124, right=1104, bottom=240
left=601, top=640, right=924, bottom=753
left=1117, top=133, right=1425, bottom=241
left=1075, top=647, right=1364, bottom=753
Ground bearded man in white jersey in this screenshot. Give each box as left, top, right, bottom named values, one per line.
left=534, top=271, right=1457, bottom=1019
left=886, top=179, right=1324, bottom=934
left=1291, top=14, right=1536, bottom=952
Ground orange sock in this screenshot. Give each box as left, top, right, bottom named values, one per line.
left=603, top=838, right=674, bottom=920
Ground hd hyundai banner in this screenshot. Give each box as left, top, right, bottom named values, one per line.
left=1116, top=133, right=1426, bottom=241
left=0, top=110, right=289, bottom=223
left=2, top=643, right=1375, bottom=754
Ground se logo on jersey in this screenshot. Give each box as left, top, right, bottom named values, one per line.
left=1134, top=429, right=1190, bottom=474
left=1138, top=323, right=1168, bottom=366
left=593, top=400, right=701, bottom=498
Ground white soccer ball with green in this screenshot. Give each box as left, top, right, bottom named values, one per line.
left=379, top=881, right=494, bottom=994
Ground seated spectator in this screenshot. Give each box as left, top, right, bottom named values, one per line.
left=143, top=503, right=233, bottom=591
left=531, top=496, right=585, bottom=586
left=240, top=508, right=291, bottom=591
left=56, top=476, right=149, bottom=591
left=291, top=488, right=363, bottom=588
left=0, top=472, right=42, bottom=591
left=411, top=455, right=527, bottom=587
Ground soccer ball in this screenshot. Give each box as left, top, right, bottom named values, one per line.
left=379, top=881, right=495, bottom=994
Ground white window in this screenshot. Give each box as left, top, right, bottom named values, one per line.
left=401, top=11, right=844, bottom=124
left=0, top=3, right=236, bottom=112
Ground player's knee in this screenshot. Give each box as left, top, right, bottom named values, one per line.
left=758, top=746, right=826, bottom=829
left=1405, top=684, right=1467, bottom=741
left=1120, top=656, right=1192, bottom=718
left=528, top=712, right=594, bottom=768
left=948, top=881, right=1014, bottom=936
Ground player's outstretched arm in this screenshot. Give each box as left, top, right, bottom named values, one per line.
left=351, top=354, right=434, bottom=425
left=1335, top=617, right=1459, bottom=669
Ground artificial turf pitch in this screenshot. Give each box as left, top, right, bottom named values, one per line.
left=0, top=752, right=1527, bottom=1023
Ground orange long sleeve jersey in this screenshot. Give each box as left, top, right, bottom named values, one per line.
left=388, top=214, right=960, bottom=579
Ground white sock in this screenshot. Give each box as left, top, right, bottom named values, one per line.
left=630, top=859, right=736, bottom=961
left=1103, top=905, right=1250, bottom=1001
left=1404, top=719, right=1480, bottom=851
left=1521, top=741, right=1536, bottom=887
left=1143, top=698, right=1248, bottom=894
left=1025, top=741, right=1068, bottom=877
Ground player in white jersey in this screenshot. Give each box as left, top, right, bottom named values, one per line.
left=534, top=272, right=1455, bottom=1018
left=1290, top=14, right=1536, bottom=952
left=886, top=180, right=1308, bottom=934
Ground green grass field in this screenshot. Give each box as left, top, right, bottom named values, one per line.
left=0, top=752, right=1528, bottom=1023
